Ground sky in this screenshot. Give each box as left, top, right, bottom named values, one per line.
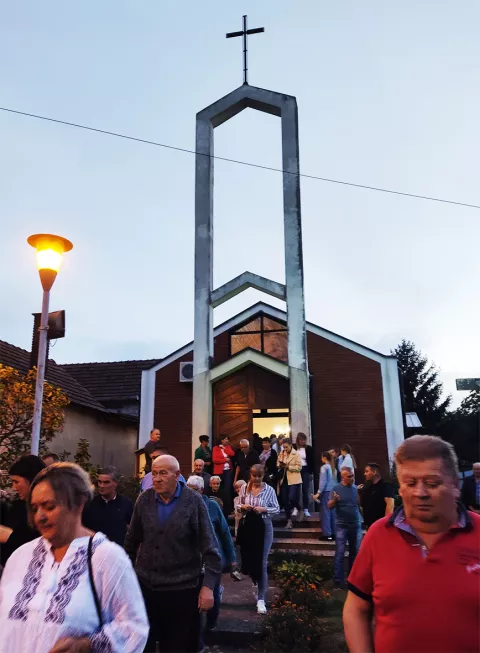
left=0, top=1, right=478, bottom=408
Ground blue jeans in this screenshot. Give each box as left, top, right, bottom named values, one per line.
left=258, top=519, right=274, bottom=602
left=280, top=482, right=302, bottom=519
left=334, top=523, right=363, bottom=586
left=320, top=491, right=336, bottom=537
left=300, top=467, right=311, bottom=511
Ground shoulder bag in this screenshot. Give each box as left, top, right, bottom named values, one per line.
left=87, top=535, right=103, bottom=629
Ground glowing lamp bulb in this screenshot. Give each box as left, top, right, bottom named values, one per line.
left=27, top=234, right=73, bottom=291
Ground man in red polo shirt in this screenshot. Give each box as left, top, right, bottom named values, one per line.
left=343, top=435, right=480, bottom=653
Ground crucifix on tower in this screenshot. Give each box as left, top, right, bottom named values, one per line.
left=226, top=15, right=264, bottom=85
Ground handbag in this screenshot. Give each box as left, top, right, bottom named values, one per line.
left=87, top=535, right=103, bottom=629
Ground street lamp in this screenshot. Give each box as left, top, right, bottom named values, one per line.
left=27, top=233, right=73, bottom=455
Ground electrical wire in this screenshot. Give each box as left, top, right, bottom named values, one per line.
left=1, top=105, right=479, bottom=210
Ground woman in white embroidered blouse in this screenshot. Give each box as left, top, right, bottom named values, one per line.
left=237, top=464, right=279, bottom=615
left=0, top=463, right=148, bottom=653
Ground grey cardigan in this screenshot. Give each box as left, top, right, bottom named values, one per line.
left=124, top=486, right=221, bottom=591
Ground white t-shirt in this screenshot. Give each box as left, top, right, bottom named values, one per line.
left=298, top=447, right=307, bottom=467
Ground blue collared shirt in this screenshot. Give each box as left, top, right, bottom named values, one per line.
left=155, top=482, right=183, bottom=527
left=391, top=506, right=468, bottom=558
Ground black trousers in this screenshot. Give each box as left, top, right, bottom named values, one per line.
left=140, top=583, right=200, bottom=653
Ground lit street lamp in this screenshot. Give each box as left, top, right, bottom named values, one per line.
left=28, top=233, right=73, bottom=455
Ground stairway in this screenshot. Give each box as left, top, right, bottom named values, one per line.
left=230, top=511, right=336, bottom=556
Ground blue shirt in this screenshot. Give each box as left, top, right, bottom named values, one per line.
left=155, top=482, right=183, bottom=527
left=333, top=482, right=361, bottom=526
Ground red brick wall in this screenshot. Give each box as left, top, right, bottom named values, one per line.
left=154, top=354, right=193, bottom=477
left=307, top=332, right=389, bottom=477
left=152, top=328, right=390, bottom=479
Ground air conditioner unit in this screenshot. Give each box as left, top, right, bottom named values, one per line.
left=179, top=361, right=194, bottom=382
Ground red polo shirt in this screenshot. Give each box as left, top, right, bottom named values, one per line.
left=348, top=508, right=480, bottom=653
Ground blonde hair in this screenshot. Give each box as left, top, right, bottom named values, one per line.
left=28, top=463, right=93, bottom=525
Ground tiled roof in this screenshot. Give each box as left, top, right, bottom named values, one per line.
left=60, top=359, right=162, bottom=403
left=0, top=340, right=106, bottom=412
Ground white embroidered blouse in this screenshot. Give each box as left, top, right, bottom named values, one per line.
left=0, top=532, right=148, bottom=653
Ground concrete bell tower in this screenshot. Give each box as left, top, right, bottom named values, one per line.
left=192, top=21, right=311, bottom=459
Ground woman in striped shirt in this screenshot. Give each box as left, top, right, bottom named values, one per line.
left=238, top=464, right=279, bottom=614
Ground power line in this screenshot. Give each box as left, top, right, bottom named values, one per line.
left=1, top=105, right=479, bottom=211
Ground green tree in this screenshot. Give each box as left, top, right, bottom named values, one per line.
left=457, top=389, right=480, bottom=416
left=392, top=340, right=451, bottom=433
left=0, top=364, right=69, bottom=475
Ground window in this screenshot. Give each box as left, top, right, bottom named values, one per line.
left=230, top=315, right=288, bottom=362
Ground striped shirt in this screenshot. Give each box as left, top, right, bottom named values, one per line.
left=240, top=483, right=280, bottom=517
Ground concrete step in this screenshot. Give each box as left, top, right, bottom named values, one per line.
left=272, top=537, right=335, bottom=552
left=273, top=527, right=321, bottom=538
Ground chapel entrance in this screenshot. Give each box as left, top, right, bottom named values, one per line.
left=213, top=364, right=290, bottom=449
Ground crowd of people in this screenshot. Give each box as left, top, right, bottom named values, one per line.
left=0, top=429, right=479, bottom=653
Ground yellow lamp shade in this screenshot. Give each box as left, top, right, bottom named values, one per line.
left=27, top=234, right=73, bottom=291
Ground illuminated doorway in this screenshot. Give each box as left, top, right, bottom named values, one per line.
left=252, top=408, right=290, bottom=439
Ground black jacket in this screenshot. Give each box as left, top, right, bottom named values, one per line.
left=461, top=476, right=480, bottom=510
left=0, top=499, right=39, bottom=566
left=82, top=493, right=133, bottom=546
left=235, top=449, right=260, bottom=482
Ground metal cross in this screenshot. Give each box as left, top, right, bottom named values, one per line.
left=226, top=15, right=264, bottom=85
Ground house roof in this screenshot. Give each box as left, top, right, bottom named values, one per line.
left=0, top=339, right=106, bottom=412
left=61, top=359, right=162, bottom=403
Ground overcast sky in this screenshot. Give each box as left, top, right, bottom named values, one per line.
left=1, top=1, right=478, bottom=408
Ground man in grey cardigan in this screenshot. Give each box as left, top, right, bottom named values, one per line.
left=125, top=454, right=222, bottom=653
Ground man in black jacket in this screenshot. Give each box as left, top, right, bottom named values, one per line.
left=82, top=466, right=133, bottom=546
left=234, top=439, right=260, bottom=483
left=461, top=462, right=480, bottom=513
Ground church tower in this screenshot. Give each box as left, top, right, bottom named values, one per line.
left=192, top=17, right=311, bottom=456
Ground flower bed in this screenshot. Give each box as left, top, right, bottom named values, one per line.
left=255, top=556, right=348, bottom=653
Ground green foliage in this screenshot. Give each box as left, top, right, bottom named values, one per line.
left=0, top=364, right=69, bottom=484
left=274, top=560, right=324, bottom=587
left=392, top=339, right=451, bottom=433
left=269, top=551, right=334, bottom=580
left=118, top=475, right=141, bottom=503
left=457, top=389, right=480, bottom=417
left=259, top=604, right=326, bottom=652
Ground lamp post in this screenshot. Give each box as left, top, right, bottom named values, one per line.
left=27, top=233, right=73, bottom=455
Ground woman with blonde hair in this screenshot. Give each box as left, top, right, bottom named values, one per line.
left=277, top=439, right=303, bottom=528
left=0, top=463, right=148, bottom=653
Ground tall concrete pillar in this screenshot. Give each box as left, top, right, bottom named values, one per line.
left=193, top=84, right=312, bottom=461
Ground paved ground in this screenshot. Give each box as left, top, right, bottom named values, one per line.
left=203, top=573, right=280, bottom=649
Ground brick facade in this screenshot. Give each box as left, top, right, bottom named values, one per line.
left=153, top=319, right=390, bottom=479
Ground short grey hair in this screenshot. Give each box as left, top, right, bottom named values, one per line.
left=210, top=475, right=221, bottom=483
left=99, top=466, right=121, bottom=483
left=187, top=475, right=204, bottom=492
left=240, top=439, right=249, bottom=446
left=28, top=463, right=93, bottom=516
left=194, top=459, right=205, bottom=467
left=340, top=466, right=354, bottom=474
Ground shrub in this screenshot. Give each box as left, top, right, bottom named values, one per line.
left=274, top=560, right=323, bottom=586
left=259, top=603, right=325, bottom=652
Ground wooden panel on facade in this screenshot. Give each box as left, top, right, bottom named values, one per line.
left=215, top=409, right=251, bottom=448
left=154, top=355, right=193, bottom=476
left=307, top=332, right=389, bottom=477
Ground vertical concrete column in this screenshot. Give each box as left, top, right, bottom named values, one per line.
left=193, top=117, right=214, bottom=461
left=281, top=97, right=312, bottom=444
